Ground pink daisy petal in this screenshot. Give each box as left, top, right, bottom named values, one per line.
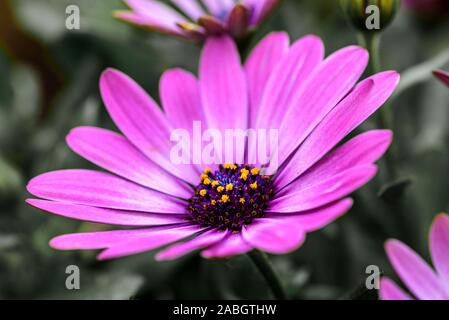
left=430, top=213, right=449, bottom=291
left=276, top=46, right=369, bottom=170
left=156, top=229, right=229, bottom=261
left=265, top=198, right=353, bottom=232
left=27, top=170, right=186, bottom=213
left=201, top=233, right=253, bottom=258
left=276, top=71, right=399, bottom=188
left=242, top=218, right=305, bottom=254
left=67, top=126, right=192, bottom=198
left=160, top=68, right=204, bottom=131
left=97, top=225, right=204, bottom=260
left=100, top=68, right=198, bottom=185
left=253, top=35, right=324, bottom=133
left=50, top=224, right=193, bottom=250
left=27, top=199, right=186, bottom=226
left=245, top=31, right=290, bottom=126
left=200, top=35, right=248, bottom=133
left=380, top=277, right=413, bottom=300
left=385, top=239, right=448, bottom=300
left=282, top=131, right=392, bottom=193
left=269, top=165, right=377, bottom=213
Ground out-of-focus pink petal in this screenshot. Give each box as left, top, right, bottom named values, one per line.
left=276, top=46, right=368, bottom=169
left=269, top=165, right=377, bottom=213
left=203, top=0, right=235, bottom=17
left=49, top=225, right=187, bottom=250
left=67, top=126, right=192, bottom=199
left=156, top=229, right=229, bottom=261
left=201, top=232, right=253, bottom=258
left=245, top=0, right=279, bottom=25
left=265, top=198, right=353, bottom=232
left=27, top=199, right=186, bottom=226
left=242, top=218, right=305, bottom=254
left=100, top=68, right=198, bottom=184
left=97, top=225, right=204, bottom=260
left=253, top=35, right=324, bottom=132
left=124, top=0, right=186, bottom=31
left=27, top=170, right=186, bottom=213
left=430, top=213, right=449, bottom=291
left=380, top=277, right=413, bottom=300
left=245, top=31, right=289, bottom=126
left=434, top=69, right=449, bottom=88
left=385, top=239, right=448, bottom=300
left=171, top=0, right=205, bottom=21
left=276, top=71, right=399, bottom=188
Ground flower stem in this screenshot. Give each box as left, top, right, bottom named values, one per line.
left=247, top=250, right=287, bottom=300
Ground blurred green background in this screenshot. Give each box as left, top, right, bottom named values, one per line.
left=0, top=0, right=449, bottom=299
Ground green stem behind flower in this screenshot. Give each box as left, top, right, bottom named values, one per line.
left=358, top=32, right=397, bottom=179
left=247, top=250, right=287, bottom=300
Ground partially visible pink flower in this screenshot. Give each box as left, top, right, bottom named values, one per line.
left=403, top=0, right=449, bottom=20
left=380, top=213, right=449, bottom=300
left=114, top=0, right=280, bottom=40
left=26, top=33, right=399, bottom=261
left=434, top=70, right=449, bottom=88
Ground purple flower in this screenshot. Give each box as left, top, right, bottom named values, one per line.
left=26, top=33, right=399, bottom=261
left=114, top=0, right=280, bottom=40
left=380, top=213, right=449, bottom=300
left=434, top=69, right=449, bottom=88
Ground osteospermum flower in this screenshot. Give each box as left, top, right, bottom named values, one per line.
left=27, top=33, right=399, bottom=261
left=380, top=214, right=449, bottom=300
left=114, top=0, right=279, bottom=40
left=434, top=69, right=449, bottom=88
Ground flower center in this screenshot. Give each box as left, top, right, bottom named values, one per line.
left=187, top=164, right=275, bottom=231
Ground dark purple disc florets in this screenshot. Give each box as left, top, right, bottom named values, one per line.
left=187, top=164, right=275, bottom=231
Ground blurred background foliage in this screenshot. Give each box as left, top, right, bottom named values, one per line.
left=0, top=0, right=448, bottom=299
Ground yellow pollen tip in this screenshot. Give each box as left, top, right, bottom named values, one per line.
left=251, top=167, right=260, bottom=175
left=250, top=182, right=258, bottom=190
left=203, top=178, right=211, bottom=185
left=239, top=198, right=245, bottom=204
left=217, top=186, right=224, bottom=193
left=204, top=167, right=211, bottom=174
left=211, top=200, right=216, bottom=205
left=221, top=195, right=229, bottom=203
left=200, top=173, right=208, bottom=182
left=223, top=163, right=231, bottom=169
left=230, top=164, right=237, bottom=170
left=211, top=180, right=219, bottom=187
left=199, top=189, right=207, bottom=196
left=240, top=169, right=249, bottom=181
left=226, top=183, right=233, bottom=191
